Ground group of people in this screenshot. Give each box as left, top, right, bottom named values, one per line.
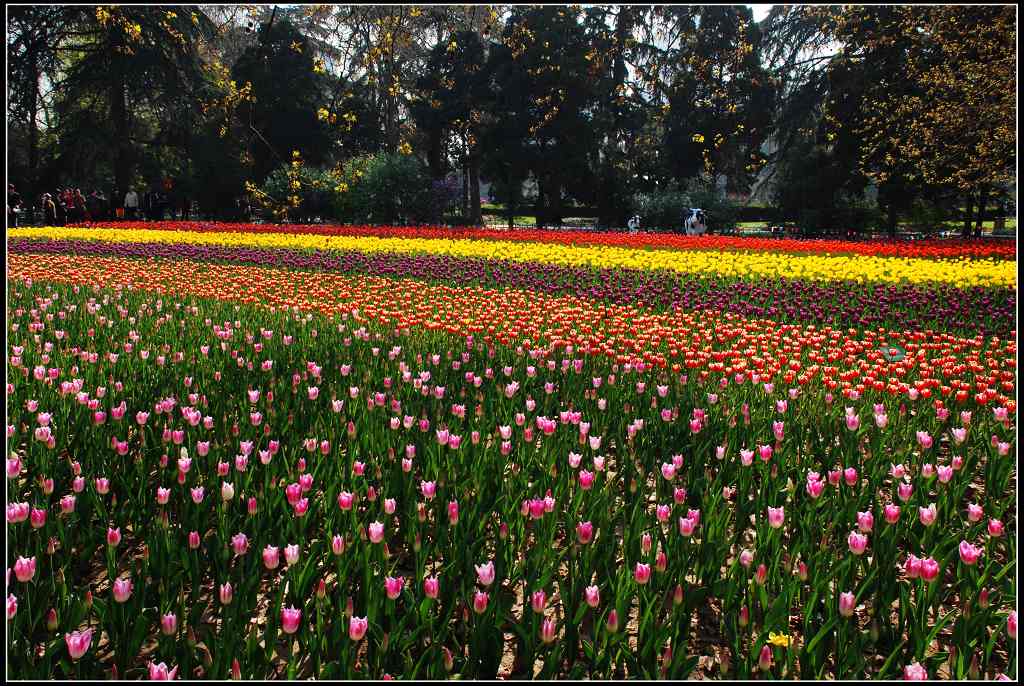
left=7, top=182, right=179, bottom=227
left=8, top=184, right=110, bottom=226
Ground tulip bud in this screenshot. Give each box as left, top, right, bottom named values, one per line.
left=231, top=658, right=241, bottom=680
left=47, top=607, right=58, bottom=631
left=969, top=655, right=980, bottom=680
left=673, top=584, right=684, bottom=606
left=443, top=646, right=454, bottom=672
left=606, top=608, right=619, bottom=633
left=738, top=605, right=749, bottom=628
left=758, top=644, right=773, bottom=672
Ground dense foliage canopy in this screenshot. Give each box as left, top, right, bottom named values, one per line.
left=6, top=5, right=1016, bottom=232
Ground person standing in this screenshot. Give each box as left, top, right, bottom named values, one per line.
left=124, top=187, right=139, bottom=220
left=8, top=184, right=23, bottom=227
left=42, top=192, right=58, bottom=224
left=74, top=188, right=89, bottom=222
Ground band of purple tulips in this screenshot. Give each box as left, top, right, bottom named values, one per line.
left=8, top=237, right=1016, bottom=336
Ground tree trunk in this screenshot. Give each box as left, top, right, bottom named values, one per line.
left=427, top=129, right=444, bottom=179
left=887, top=202, right=898, bottom=239
left=461, top=144, right=469, bottom=219
left=110, top=29, right=131, bottom=200
left=507, top=175, right=517, bottom=230
left=27, top=46, right=41, bottom=194
left=469, top=146, right=481, bottom=225
left=962, top=193, right=974, bottom=238
left=974, top=186, right=988, bottom=237
left=550, top=179, right=564, bottom=227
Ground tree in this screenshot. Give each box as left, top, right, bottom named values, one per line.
left=816, top=6, right=1016, bottom=236
left=231, top=17, right=332, bottom=184
left=411, top=29, right=490, bottom=223
left=485, top=6, right=597, bottom=228
left=656, top=6, right=775, bottom=195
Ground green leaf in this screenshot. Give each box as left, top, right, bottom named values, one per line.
left=805, top=616, right=837, bottom=654
left=877, top=639, right=907, bottom=679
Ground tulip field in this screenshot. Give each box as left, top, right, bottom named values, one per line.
left=6, top=221, right=1018, bottom=680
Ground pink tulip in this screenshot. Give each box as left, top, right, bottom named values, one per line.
left=758, top=644, right=772, bottom=672
left=1008, top=610, right=1017, bottom=640
left=107, top=527, right=121, bottom=547
left=920, top=557, right=941, bottom=583
left=966, top=503, right=983, bottom=522
left=423, top=576, right=440, bottom=599
left=848, top=531, right=868, bottom=555
left=540, top=617, right=557, bottom=643
left=337, top=491, right=354, bottom=511
left=531, top=589, right=546, bottom=613
left=262, top=545, right=280, bottom=570
left=280, top=605, right=301, bottom=634
left=284, top=544, right=300, bottom=566
left=475, top=561, right=495, bottom=587
left=739, top=549, right=754, bottom=568
left=577, top=521, right=594, bottom=544
left=473, top=590, right=489, bottom=614
left=606, top=608, right=619, bottom=633
left=368, top=521, right=385, bottom=543
left=331, top=535, right=345, bottom=555
left=884, top=504, right=901, bottom=524
left=14, top=556, right=36, bottom=583
left=231, top=533, right=248, bottom=556
left=904, top=662, right=928, bottom=680
left=843, top=467, right=858, bottom=486
left=7, top=594, right=17, bottom=620
left=767, top=506, right=784, bottom=529
left=897, top=482, right=913, bottom=502
left=579, top=470, right=595, bottom=490
left=755, top=563, right=768, bottom=585
left=148, top=662, right=179, bottom=680
left=349, top=616, right=368, bottom=641
left=447, top=500, right=459, bottom=525
left=988, top=519, right=1005, bottom=537
left=30, top=507, right=47, bottom=529
left=420, top=481, right=436, bottom=500
left=918, top=504, right=937, bottom=527
left=839, top=591, right=856, bottom=617
left=584, top=585, right=600, bottom=608
left=161, top=613, right=177, bottom=636
left=385, top=576, right=404, bottom=600
left=65, top=628, right=93, bottom=660
left=959, top=540, right=982, bottom=566
left=856, top=511, right=874, bottom=533
left=634, top=563, right=651, bottom=585
left=219, top=582, right=233, bottom=605
left=113, top=577, right=133, bottom=603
